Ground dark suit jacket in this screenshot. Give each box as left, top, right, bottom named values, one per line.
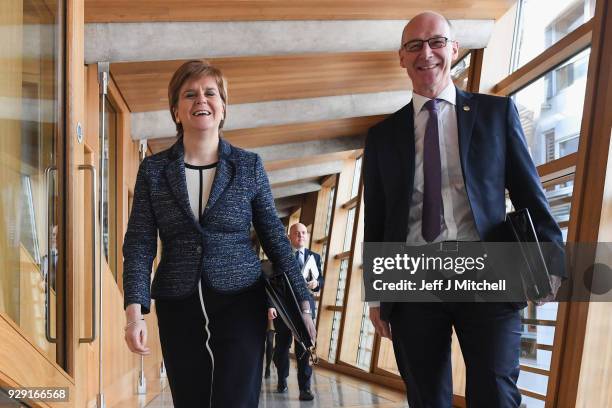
left=363, top=88, right=565, bottom=320
left=123, top=137, right=310, bottom=314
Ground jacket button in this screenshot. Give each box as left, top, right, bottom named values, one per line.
left=196, top=246, right=202, bottom=254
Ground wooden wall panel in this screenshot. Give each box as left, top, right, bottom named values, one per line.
left=309, top=187, right=332, bottom=251
left=111, top=53, right=407, bottom=112
left=85, top=0, right=515, bottom=23
left=299, top=191, right=318, bottom=233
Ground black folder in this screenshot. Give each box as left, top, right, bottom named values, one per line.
left=261, top=261, right=317, bottom=363
left=506, top=209, right=553, bottom=301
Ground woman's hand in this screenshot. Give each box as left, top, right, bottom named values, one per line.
left=268, top=308, right=278, bottom=320
left=124, top=304, right=151, bottom=355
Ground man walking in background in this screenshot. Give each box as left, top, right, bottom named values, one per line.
left=270, top=222, right=323, bottom=401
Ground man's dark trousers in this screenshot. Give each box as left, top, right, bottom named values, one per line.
left=273, top=310, right=315, bottom=390
left=389, top=302, right=522, bottom=408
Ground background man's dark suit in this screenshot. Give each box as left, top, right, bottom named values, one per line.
left=363, top=89, right=565, bottom=406
left=273, top=248, right=323, bottom=392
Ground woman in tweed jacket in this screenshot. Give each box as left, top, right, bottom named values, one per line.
left=122, top=60, right=315, bottom=407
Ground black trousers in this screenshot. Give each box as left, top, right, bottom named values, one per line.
left=272, top=309, right=315, bottom=390
left=155, top=280, right=267, bottom=408
left=389, top=302, right=522, bottom=408
left=265, top=329, right=274, bottom=372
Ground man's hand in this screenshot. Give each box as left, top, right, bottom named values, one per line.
left=268, top=308, right=278, bottom=320
left=307, top=280, right=318, bottom=290
left=536, top=275, right=563, bottom=305
left=369, top=306, right=391, bottom=339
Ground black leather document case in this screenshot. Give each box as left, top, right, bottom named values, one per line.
left=261, top=261, right=315, bottom=360
left=506, top=209, right=553, bottom=301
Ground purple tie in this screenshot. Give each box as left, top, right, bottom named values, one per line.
left=422, top=99, right=442, bottom=242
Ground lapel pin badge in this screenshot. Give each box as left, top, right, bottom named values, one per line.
left=463, top=105, right=470, bottom=112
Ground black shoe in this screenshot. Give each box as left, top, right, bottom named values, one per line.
left=299, top=389, right=314, bottom=401
left=277, top=381, right=287, bottom=393
left=264, top=367, right=270, bottom=378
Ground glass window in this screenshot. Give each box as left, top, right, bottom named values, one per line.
left=0, top=0, right=66, bottom=367
left=343, top=208, right=356, bottom=252
left=451, top=52, right=471, bottom=91
left=511, top=48, right=590, bottom=166
left=328, top=258, right=349, bottom=363
left=324, top=186, right=336, bottom=236
left=512, top=0, right=595, bottom=71
left=543, top=174, right=573, bottom=239
left=356, top=303, right=376, bottom=370
left=517, top=173, right=573, bottom=407
left=320, top=243, right=327, bottom=273
left=102, top=96, right=118, bottom=280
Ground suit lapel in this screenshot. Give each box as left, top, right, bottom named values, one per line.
left=455, top=89, right=478, bottom=174
left=165, top=140, right=200, bottom=227
left=201, top=138, right=235, bottom=221
left=394, top=102, right=416, bottom=196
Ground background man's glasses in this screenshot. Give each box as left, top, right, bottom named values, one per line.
left=402, top=36, right=452, bottom=52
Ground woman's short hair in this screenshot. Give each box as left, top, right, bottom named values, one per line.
left=168, top=60, right=228, bottom=136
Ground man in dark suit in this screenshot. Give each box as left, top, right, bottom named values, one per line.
left=363, top=12, right=565, bottom=408
left=270, top=222, right=323, bottom=401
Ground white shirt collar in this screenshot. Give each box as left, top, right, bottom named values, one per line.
left=412, top=82, right=456, bottom=114
left=293, top=246, right=305, bottom=254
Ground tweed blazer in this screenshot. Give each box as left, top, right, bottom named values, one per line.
left=123, top=137, right=309, bottom=313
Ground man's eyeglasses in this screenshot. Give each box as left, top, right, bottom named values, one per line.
left=402, top=36, right=452, bottom=53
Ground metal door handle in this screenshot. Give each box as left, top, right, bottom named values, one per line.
left=78, top=164, right=97, bottom=343
left=45, top=166, right=57, bottom=343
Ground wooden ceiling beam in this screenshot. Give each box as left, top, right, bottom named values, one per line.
left=265, top=151, right=358, bottom=172
left=224, top=115, right=386, bottom=148
left=110, top=51, right=408, bottom=112
left=85, top=0, right=516, bottom=23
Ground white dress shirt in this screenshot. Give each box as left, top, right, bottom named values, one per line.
left=406, top=83, right=480, bottom=244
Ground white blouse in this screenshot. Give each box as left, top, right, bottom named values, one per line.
left=185, top=162, right=218, bottom=222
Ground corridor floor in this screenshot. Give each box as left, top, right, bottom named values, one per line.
left=143, top=362, right=408, bottom=408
